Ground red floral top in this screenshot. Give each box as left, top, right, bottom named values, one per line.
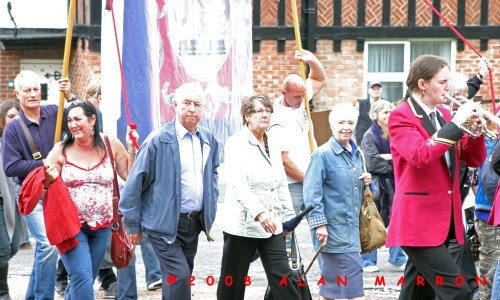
left=61, top=148, right=114, bottom=229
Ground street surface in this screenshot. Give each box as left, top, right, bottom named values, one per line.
left=7, top=164, right=404, bottom=299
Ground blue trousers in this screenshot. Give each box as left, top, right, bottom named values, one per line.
left=60, top=224, right=110, bottom=300
left=146, top=217, right=202, bottom=300
left=20, top=183, right=58, bottom=300
left=117, top=231, right=162, bottom=299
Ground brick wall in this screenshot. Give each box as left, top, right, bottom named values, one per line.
left=69, top=39, right=101, bottom=98
left=0, top=51, right=21, bottom=100
left=254, top=0, right=500, bottom=112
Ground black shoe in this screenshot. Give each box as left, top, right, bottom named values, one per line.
left=103, top=282, right=117, bottom=299
left=0, top=290, right=11, bottom=300
left=55, top=281, right=67, bottom=296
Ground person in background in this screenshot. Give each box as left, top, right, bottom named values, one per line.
left=2, top=70, right=75, bottom=300
left=355, top=81, right=383, bottom=145
left=304, top=102, right=371, bottom=300
left=268, top=49, right=326, bottom=216
left=447, top=70, right=484, bottom=299
left=387, top=54, right=486, bottom=299
left=474, top=137, right=499, bottom=300
left=360, top=99, right=406, bottom=273
left=119, top=82, right=221, bottom=299
left=42, top=100, right=137, bottom=299
left=0, top=100, right=22, bottom=300
left=267, top=49, right=326, bottom=264
left=217, top=95, right=300, bottom=300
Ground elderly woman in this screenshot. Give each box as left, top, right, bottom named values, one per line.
left=360, top=100, right=406, bottom=272
left=0, top=100, right=22, bottom=299
left=217, top=95, right=300, bottom=300
left=42, top=100, right=137, bottom=299
left=304, top=102, right=371, bottom=300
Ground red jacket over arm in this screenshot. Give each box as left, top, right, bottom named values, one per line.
left=19, top=166, right=81, bottom=253
left=386, top=98, right=485, bottom=247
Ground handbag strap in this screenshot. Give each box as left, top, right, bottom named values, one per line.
left=14, top=116, right=42, bottom=160
left=290, top=231, right=301, bottom=268
left=359, top=149, right=373, bottom=197
left=104, top=135, right=119, bottom=224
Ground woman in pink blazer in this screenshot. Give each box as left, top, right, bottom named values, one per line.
left=387, top=54, right=486, bottom=299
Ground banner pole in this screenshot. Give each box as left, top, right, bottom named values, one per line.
left=290, top=0, right=315, bottom=154
left=54, top=0, right=76, bottom=145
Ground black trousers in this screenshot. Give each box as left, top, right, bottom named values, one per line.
left=401, top=245, right=471, bottom=300
left=217, top=232, right=300, bottom=300
left=448, top=234, right=478, bottom=295
left=147, top=217, right=201, bottom=300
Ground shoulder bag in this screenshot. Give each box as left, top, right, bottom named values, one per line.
left=104, top=136, right=134, bottom=269
left=359, top=152, right=387, bottom=254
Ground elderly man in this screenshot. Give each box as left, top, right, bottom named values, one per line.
left=2, top=70, right=74, bottom=300
left=119, top=82, right=221, bottom=299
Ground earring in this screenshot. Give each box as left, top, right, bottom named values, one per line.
left=92, top=127, right=95, bottom=135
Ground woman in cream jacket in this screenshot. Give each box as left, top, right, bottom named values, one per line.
left=217, top=94, right=300, bottom=300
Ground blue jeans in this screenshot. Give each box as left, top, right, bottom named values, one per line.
left=361, top=246, right=407, bottom=267
left=60, top=224, right=110, bottom=300
left=492, top=259, right=500, bottom=299
left=117, top=231, right=161, bottom=300
left=20, top=184, right=58, bottom=300
left=0, top=197, right=21, bottom=267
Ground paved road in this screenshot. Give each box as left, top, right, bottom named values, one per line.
left=7, top=205, right=403, bottom=299
left=7, top=165, right=405, bottom=299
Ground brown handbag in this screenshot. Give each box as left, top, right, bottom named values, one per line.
left=104, top=136, right=134, bottom=269
left=359, top=152, right=387, bottom=254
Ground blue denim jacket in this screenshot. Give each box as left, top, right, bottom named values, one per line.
left=119, top=122, right=221, bottom=243
left=304, top=137, right=364, bottom=253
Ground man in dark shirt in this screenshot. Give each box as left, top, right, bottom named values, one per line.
left=2, top=70, right=74, bottom=300
left=355, top=81, right=383, bottom=145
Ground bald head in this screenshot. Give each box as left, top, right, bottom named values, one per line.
left=282, top=74, right=306, bottom=91
left=281, top=74, right=307, bottom=109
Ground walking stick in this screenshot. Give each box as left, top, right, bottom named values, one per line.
left=54, top=0, right=76, bottom=144
left=304, top=244, right=324, bottom=275
left=290, top=0, right=315, bottom=154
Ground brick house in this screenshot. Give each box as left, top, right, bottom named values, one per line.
left=1, top=0, right=499, bottom=113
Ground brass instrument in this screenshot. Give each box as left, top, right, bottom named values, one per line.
left=446, top=95, right=498, bottom=140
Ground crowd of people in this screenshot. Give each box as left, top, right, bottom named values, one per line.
left=0, top=49, right=498, bottom=300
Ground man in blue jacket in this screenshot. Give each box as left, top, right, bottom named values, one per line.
left=120, top=82, right=221, bottom=299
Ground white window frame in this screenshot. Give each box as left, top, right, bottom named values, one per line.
left=363, top=39, right=456, bottom=100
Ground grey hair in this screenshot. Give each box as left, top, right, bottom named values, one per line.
left=369, top=100, right=395, bottom=121
left=449, top=72, right=468, bottom=97
left=14, top=70, right=41, bottom=92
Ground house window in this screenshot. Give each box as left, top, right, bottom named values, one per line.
left=364, top=40, right=454, bottom=102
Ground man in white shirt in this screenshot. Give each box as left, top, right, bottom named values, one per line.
left=268, top=49, right=326, bottom=215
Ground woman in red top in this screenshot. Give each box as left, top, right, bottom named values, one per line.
left=387, top=55, right=486, bottom=299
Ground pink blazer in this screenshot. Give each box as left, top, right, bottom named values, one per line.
left=386, top=98, right=485, bottom=247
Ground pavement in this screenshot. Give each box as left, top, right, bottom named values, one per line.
left=7, top=163, right=405, bottom=299
left=7, top=206, right=403, bottom=300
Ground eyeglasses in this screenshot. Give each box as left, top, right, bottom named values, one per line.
left=253, top=108, right=273, bottom=115
left=180, top=100, right=203, bottom=110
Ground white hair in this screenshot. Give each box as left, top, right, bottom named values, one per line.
left=449, top=72, right=468, bottom=97
left=172, top=82, right=204, bottom=104
left=328, top=102, right=359, bottom=126
left=14, top=70, right=41, bottom=92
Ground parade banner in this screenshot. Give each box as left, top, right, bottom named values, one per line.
left=106, top=0, right=252, bottom=145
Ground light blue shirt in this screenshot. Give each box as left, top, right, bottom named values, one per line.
left=175, top=120, right=204, bottom=213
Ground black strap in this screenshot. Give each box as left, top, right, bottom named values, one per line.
left=104, top=135, right=119, bottom=225
left=14, top=116, right=42, bottom=160
left=290, top=231, right=300, bottom=268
